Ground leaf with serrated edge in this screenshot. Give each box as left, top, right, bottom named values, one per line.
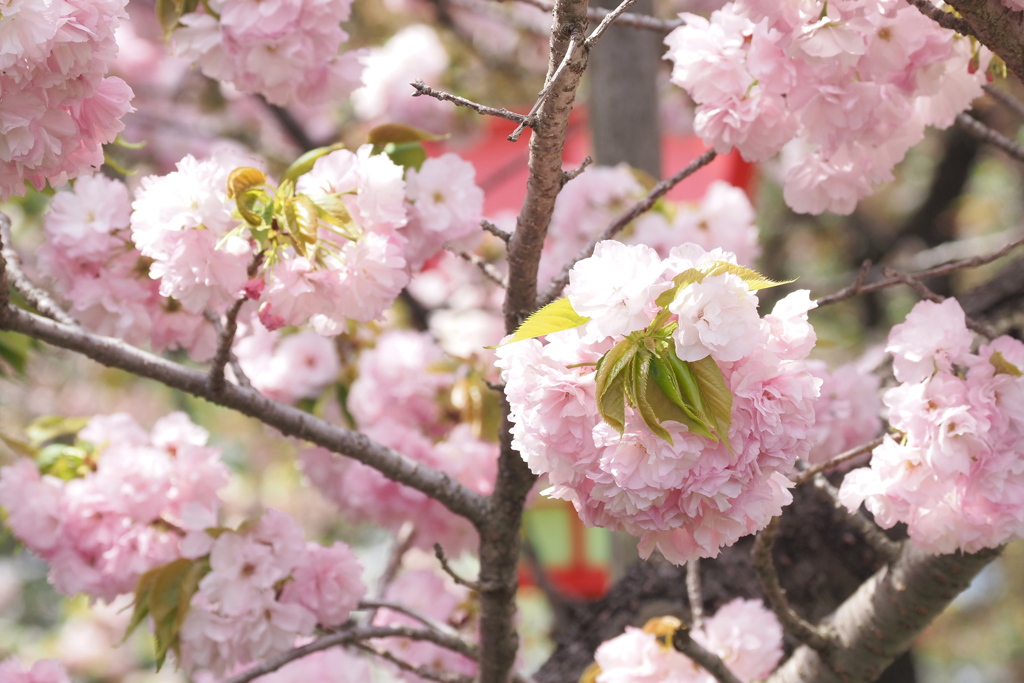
left=655, top=262, right=794, bottom=308
left=124, top=567, right=159, bottom=642
left=226, top=167, right=266, bottom=199
left=496, top=298, right=591, bottom=347
left=665, top=352, right=719, bottom=444
left=689, top=355, right=733, bottom=451
left=595, top=340, right=637, bottom=433
left=632, top=350, right=674, bottom=444
left=647, top=357, right=714, bottom=439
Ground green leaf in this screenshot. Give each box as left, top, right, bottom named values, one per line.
left=991, top=350, right=1023, bottom=377
left=0, top=331, right=32, bottom=376
left=688, top=355, right=733, bottom=451
left=35, top=444, right=90, bottom=480
left=631, top=350, right=675, bottom=444
left=384, top=142, right=428, bottom=171
left=25, top=415, right=89, bottom=447
left=496, top=298, right=591, bottom=347
left=127, top=558, right=209, bottom=670
left=366, top=123, right=445, bottom=147
left=646, top=356, right=714, bottom=440
left=594, top=340, right=637, bottom=433
left=280, top=143, right=347, bottom=185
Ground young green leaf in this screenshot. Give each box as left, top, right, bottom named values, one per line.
left=647, top=356, right=714, bottom=440
left=631, top=349, right=675, bottom=444
left=280, top=143, right=347, bottom=185
left=495, top=298, right=591, bottom=347
left=689, top=355, right=734, bottom=451
left=594, top=339, right=638, bottom=433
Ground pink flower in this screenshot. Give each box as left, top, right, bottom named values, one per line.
left=281, top=542, right=366, bottom=628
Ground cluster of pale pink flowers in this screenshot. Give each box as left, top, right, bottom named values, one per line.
left=167, top=0, right=364, bottom=106
left=664, top=0, right=990, bottom=214
left=0, top=413, right=228, bottom=602
left=37, top=147, right=485, bottom=362
left=497, top=241, right=821, bottom=564
left=0, top=658, right=71, bottom=683
left=805, top=360, right=883, bottom=465
left=593, top=599, right=783, bottom=683
left=177, top=509, right=366, bottom=676
left=533, top=165, right=760, bottom=287
left=302, top=330, right=498, bottom=555
left=0, top=0, right=134, bottom=200
left=840, top=298, right=1024, bottom=554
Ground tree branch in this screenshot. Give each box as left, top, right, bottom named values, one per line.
left=220, top=625, right=478, bottom=683
left=809, top=474, right=902, bottom=562
left=904, top=0, right=974, bottom=35
left=0, top=213, right=77, bottom=327
left=685, top=560, right=704, bottom=630
left=765, top=544, right=1001, bottom=683
left=0, top=307, right=489, bottom=526
left=956, top=111, right=1024, bottom=164
left=946, top=0, right=1024, bottom=84
left=412, top=81, right=531, bottom=126
left=983, top=82, right=1024, bottom=120
left=584, top=0, right=636, bottom=47
left=794, top=438, right=885, bottom=486
left=672, top=627, right=743, bottom=683
left=752, top=517, right=836, bottom=654
left=354, top=643, right=476, bottom=683
left=816, top=235, right=1024, bottom=306
left=537, top=149, right=718, bottom=306
left=509, top=0, right=684, bottom=32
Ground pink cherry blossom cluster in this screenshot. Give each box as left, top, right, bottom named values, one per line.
left=0, top=413, right=228, bottom=603
left=0, top=0, right=134, bottom=200
left=301, top=330, right=498, bottom=555
left=534, top=166, right=761, bottom=287
left=232, top=317, right=340, bottom=404
left=0, top=658, right=71, bottom=683
left=178, top=509, right=366, bottom=676
left=664, top=1, right=990, bottom=214
left=497, top=241, right=821, bottom=564
left=36, top=173, right=221, bottom=359
left=805, top=360, right=883, bottom=465
left=593, top=599, right=783, bottom=683
left=37, top=147, right=485, bottom=356
left=840, top=298, right=1024, bottom=554
left=168, top=0, right=364, bottom=106
left=372, top=569, right=477, bottom=682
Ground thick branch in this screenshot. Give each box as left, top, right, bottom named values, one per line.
left=0, top=214, right=77, bottom=327
left=946, top=0, right=1024, bottom=84
left=673, top=628, right=743, bottom=683
left=766, top=544, right=1001, bottom=683
left=0, top=307, right=488, bottom=526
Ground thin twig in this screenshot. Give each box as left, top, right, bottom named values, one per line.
left=904, top=0, right=973, bottom=35
left=264, top=102, right=317, bottom=151
left=956, top=111, right=1024, bottom=164
left=584, top=0, right=636, bottom=47
left=358, top=599, right=462, bottom=638
left=508, top=0, right=684, bottom=31
left=353, top=642, right=475, bottom=683
left=794, top=437, right=885, bottom=486
left=482, top=220, right=512, bottom=243
left=685, top=559, right=704, bottom=630
left=816, top=236, right=1024, bottom=306
left=751, top=517, right=836, bottom=653
left=509, top=31, right=581, bottom=142
left=561, top=155, right=592, bottom=186
left=983, top=83, right=1024, bottom=121
left=880, top=266, right=997, bottom=338
left=0, top=213, right=77, bottom=327
left=538, top=149, right=718, bottom=306
left=208, top=297, right=248, bottom=394
left=203, top=310, right=253, bottom=390
left=219, top=625, right=477, bottom=683
left=456, top=251, right=508, bottom=288
left=811, top=474, right=902, bottom=562
left=434, top=543, right=483, bottom=591
left=412, top=81, right=530, bottom=125
left=672, top=627, right=743, bottom=683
